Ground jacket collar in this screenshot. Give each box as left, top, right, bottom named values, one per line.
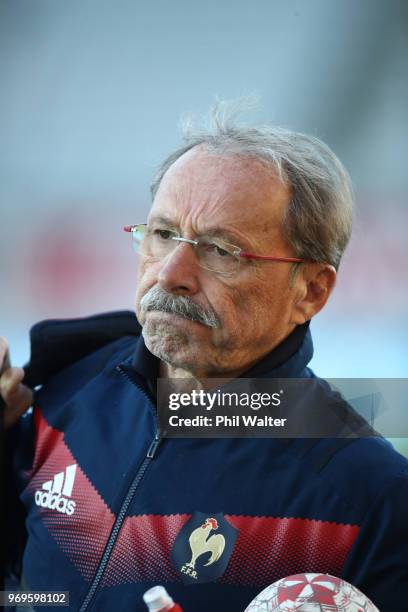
left=243, top=321, right=313, bottom=378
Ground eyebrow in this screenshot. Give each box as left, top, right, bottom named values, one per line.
left=149, top=216, right=252, bottom=249
left=149, top=215, right=177, bottom=228
left=202, top=227, right=252, bottom=249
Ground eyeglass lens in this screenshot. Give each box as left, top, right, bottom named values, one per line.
left=131, top=226, right=239, bottom=274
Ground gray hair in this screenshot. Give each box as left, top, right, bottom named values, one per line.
left=151, top=99, right=353, bottom=270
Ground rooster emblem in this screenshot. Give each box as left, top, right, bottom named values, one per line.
left=185, top=517, right=226, bottom=570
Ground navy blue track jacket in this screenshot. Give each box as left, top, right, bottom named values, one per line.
left=7, top=311, right=408, bottom=611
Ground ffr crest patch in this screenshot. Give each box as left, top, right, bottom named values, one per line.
left=171, top=511, right=238, bottom=585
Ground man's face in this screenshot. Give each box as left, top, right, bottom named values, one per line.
left=135, top=146, right=305, bottom=377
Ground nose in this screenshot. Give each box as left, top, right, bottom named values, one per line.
left=157, top=241, right=201, bottom=296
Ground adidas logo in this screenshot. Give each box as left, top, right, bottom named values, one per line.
left=35, top=464, right=77, bottom=516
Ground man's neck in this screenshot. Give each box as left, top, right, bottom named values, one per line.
left=159, top=358, right=267, bottom=383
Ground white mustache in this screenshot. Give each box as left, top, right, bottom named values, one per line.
left=140, top=286, right=221, bottom=329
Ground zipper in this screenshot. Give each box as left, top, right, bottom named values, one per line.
left=78, top=365, right=162, bottom=611
left=147, top=432, right=161, bottom=458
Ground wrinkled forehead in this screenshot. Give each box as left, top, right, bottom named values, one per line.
left=148, top=146, right=292, bottom=239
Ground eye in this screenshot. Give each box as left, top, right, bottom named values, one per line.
left=214, top=245, right=230, bottom=257
left=203, top=242, right=233, bottom=258
left=154, top=229, right=174, bottom=240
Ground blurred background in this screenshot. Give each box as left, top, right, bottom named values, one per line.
left=1, top=1, right=407, bottom=447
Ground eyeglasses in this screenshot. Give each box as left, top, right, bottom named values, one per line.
left=123, top=223, right=308, bottom=276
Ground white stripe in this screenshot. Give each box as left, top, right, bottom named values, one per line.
left=42, top=479, right=53, bottom=492
left=62, top=464, right=77, bottom=497
left=53, top=471, right=64, bottom=494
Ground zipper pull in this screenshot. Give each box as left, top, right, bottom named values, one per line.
left=147, top=433, right=162, bottom=459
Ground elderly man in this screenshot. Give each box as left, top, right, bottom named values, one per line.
left=2, top=103, right=407, bottom=611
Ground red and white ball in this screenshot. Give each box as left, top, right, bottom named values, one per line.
left=244, top=573, right=379, bottom=611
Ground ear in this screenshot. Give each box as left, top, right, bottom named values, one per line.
left=290, top=264, right=337, bottom=325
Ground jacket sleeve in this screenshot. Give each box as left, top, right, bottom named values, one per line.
left=342, top=469, right=408, bottom=611
left=3, top=412, right=34, bottom=583
left=3, top=310, right=140, bottom=584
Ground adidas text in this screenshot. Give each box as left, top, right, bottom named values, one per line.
left=35, top=491, right=76, bottom=516
left=34, top=464, right=77, bottom=516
